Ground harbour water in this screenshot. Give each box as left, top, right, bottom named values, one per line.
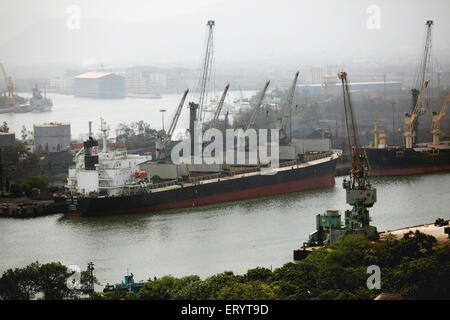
left=2, top=90, right=254, bottom=140
left=0, top=173, right=449, bottom=287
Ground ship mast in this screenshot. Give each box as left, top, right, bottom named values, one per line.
left=100, top=118, right=109, bottom=153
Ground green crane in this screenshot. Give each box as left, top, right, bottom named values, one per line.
left=303, top=72, right=378, bottom=248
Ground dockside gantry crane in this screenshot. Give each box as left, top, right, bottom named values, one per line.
left=431, top=91, right=450, bottom=145
left=338, top=72, right=377, bottom=213
left=195, top=20, right=215, bottom=123
left=277, top=71, right=299, bottom=144
left=0, top=63, right=15, bottom=107
left=411, top=20, right=433, bottom=143
left=156, top=89, right=189, bottom=161
left=404, top=80, right=430, bottom=148
left=303, top=72, right=378, bottom=248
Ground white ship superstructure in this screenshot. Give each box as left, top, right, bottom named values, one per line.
left=66, top=119, right=151, bottom=197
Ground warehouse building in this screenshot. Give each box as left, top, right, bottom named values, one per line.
left=74, top=72, right=125, bottom=98
left=34, top=123, right=71, bottom=153
left=297, top=81, right=402, bottom=95
left=0, top=132, right=15, bottom=162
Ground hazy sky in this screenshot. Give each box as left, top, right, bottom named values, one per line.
left=0, top=0, right=449, bottom=71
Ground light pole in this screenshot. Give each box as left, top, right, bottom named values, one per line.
left=159, top=109, right=166, bottom=133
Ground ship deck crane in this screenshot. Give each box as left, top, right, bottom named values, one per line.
left=411, top=20, right=433, bottom=143
left=431, top=91, right=450, bottom=145
left=209, top=84, right=230, bottom=130
left=156, top=89, right=189, bottom=160
left=0, top=63, right=15, bottom=107
left=278, top=71, right=299, bottom=143
left=404, top=80, right=430, bottom=148
left=245, top=81, right=270, bottom=131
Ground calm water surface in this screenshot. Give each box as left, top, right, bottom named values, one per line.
left=1, top=173, right=449, bottom=286
left=2, top=90, right=253, bottom=139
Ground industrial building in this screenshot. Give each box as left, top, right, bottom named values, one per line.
left=34, top=123, right=71, bottom=153
left=125, top=66, right=189, bottom=94
left=74, top=72, right=125, bottom=98
left=296, top=81, right=402, bottom=95
left=49, top=75, right=74, bottom=94
left=0, top=132, right=15, bottom=162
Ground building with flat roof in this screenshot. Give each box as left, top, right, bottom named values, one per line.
left=74, top=72, right=125, bottom=98
left=296, top=81, right=402, bottom=95
left=0, top=132, right=15, bottom=162
left=34, top=123, right=71, bottom=153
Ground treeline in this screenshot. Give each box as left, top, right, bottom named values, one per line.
left=0, top=261, right=98, bottom=300
left=8, top=175, right=55, bottom=197
left=1, top=231, right=448, bottom=300
left=125, top=231, right=449, bottom=300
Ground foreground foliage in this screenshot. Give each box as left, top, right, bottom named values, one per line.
left=1, top=231, right=448, bottom=300
left=0, top=262, right=98, bottom=300
left=111, top=231, right=450, bottom=300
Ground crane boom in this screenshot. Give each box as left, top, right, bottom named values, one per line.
left=440, top=92, right=450, bottom=115
left=411, top=20, right=433, bottom=142
left=412, top=80, right=430, bottom=117
left=0, top=63, right=8, bottom=85
left=338, top=72, right=362, bottom=177
left=404, top=80, right=430, bottom=148
left=246, top=81, right=270, bottom=131
left=156, top=89, right=189, bottom=161
left=431, top=91, right=450, bottom=145
left=210, top=84, right=230, bottom=129
left=0, top=62, right=15, bottom=106
left=197, top=20, right=215, bottom=122
left=166, top=89, right=189, bottom=139
left=279, top=71, right=299, bottom=141
left=338, top=72, right=375, bottom=207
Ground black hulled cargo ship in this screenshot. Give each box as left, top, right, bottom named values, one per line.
left=365, top=143, right=450, bottom=176
left=64, top=153, right=338, bottom=217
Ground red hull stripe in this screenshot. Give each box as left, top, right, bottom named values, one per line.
left=371, top=165, right=450, bottom=176
left=65, top=212, right=83, bottom=217
left=75, top=173, right=335, bottom=216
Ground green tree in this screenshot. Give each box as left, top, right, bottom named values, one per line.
left=0, top=121, right=9, bottom=133
left=138, top=276, right=181, bottom=300
left=0, top=261, right=78, bottom=300
left=35, top=262, right=77, bottom=300
left=4, top=140, right=28, bottom=163
left=216, top=281, right=279, bottom=300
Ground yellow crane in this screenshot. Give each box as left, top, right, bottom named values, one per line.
left=0, top=63, right=15, bottom=107
left=404, top=80, right=430, bottom=148
left=431, top=92, right=450, bottom=145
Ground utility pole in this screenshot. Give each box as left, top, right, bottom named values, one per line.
left=87, top=262, right=94, bottom=298
left=392, top=102, right=396, bottom=146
